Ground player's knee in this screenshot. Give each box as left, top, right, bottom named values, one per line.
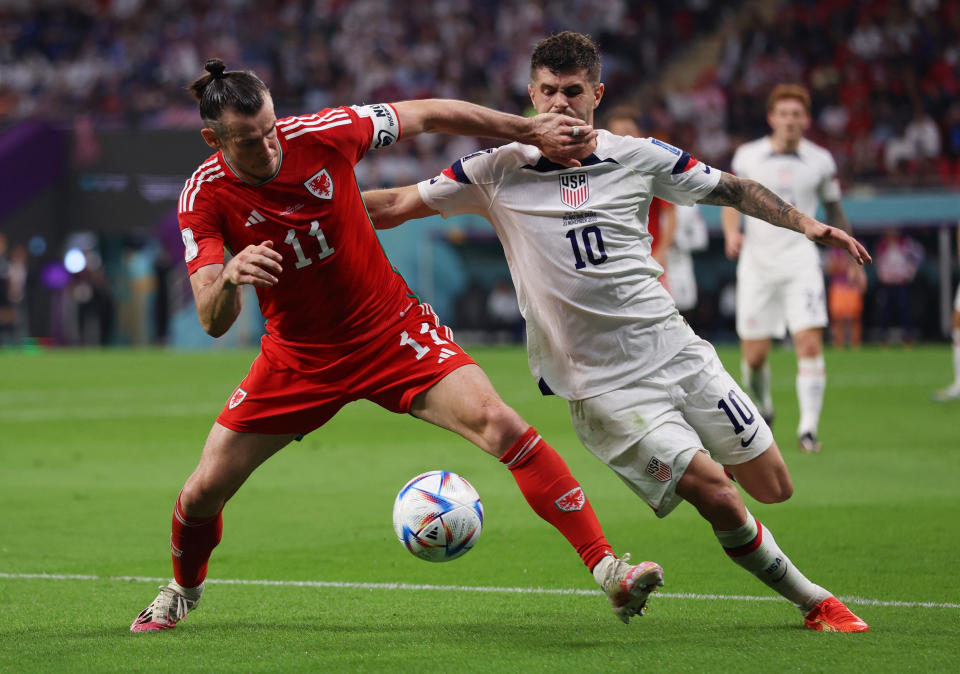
left=180, top=475, right=228, bottom=516
left=750, top=471, right=794, bottom=503
left=743, top=351, right=766, bottom=370
left=472, top=399, right=527, bottom=453
left=756, top=479, right=793, bottom=504
left=685, top=478, right=744, bottom=526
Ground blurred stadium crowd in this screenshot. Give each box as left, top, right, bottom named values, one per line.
left=1, top=0, right=958, bottom=348
left=2, top=0, right=957, bottom=188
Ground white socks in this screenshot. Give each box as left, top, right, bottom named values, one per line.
left=715, top=511, right=830, bottom=613
left=171, top=580, right=204, bottom=600
left=741, top=360, right=774, bottom=420
left=796, top=355, right=825, bottom=437
left=952, top=328, right=960, bottom=387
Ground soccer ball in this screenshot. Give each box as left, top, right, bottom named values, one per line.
left=392, top=470, right=484, bottom=562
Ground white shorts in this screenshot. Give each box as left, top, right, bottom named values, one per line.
left=735, top=265, right=827, bottom=340
left=568, top=338, right=773, bottom=518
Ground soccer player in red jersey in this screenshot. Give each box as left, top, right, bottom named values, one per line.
left=130, top=59, right=663, bottom=632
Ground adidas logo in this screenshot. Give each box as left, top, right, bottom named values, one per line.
left=437, top=347, right=457, bottom=364
left=244, top=210, right=266, bottom=227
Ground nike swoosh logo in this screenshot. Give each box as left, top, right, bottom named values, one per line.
left=740, top=427, right=759, bottom=447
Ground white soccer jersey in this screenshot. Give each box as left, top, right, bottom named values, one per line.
left=418, top=130, right=720, bottom=400
left=731, top=136, right=841, bottom=278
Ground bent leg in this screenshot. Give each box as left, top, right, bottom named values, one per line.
left=676, top=451, right=747, bottom=530
left=678, top=452, right=829, bottom=613
left=725, top=441, right=793, bottom=504
left=411, top=364, right=612, bottom=570
left=409, top=364, right=526, bottom=457
left=172, top=423, right=297, bottom=588
left=180, top=422, right=298, bottom=517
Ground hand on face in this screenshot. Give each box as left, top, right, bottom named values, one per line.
left=528, top=66, right=603, bottom=166
left=531, top=113, right=598, bottom=167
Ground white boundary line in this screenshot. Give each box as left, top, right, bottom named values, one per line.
left=2, top=572, right=958, bottom=609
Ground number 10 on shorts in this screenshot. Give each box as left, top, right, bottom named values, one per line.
left=717, top=389, right=756, bottom=434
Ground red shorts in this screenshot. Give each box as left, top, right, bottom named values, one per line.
left=217, top=303, right=475, bottom=435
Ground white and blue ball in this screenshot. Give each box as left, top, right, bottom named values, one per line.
left=392, top=470, right=483, bottom=562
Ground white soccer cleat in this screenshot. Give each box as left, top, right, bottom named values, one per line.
left=594, top=553, right=664, bottom=624
left=130, top=582, right=203, bottom=632
left=798, top=432, right=822, bottom=454
left=932, top=383, right=960, bottom=402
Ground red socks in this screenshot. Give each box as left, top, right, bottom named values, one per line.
left=170, top=493, right=222, bottom=588
left=500, top=427, right=612, bottom=570
left=167, top=429, right=610, bottom=584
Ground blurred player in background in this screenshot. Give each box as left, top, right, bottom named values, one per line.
left=130, top=59, right=663, bottom=633
left=605, top=109, right=707, bottom=315
left=365, top=31, right=871, bottom=632
left=934, top=221, right=960, bottom=401
left=667, top=202, right=710, bottom=315
left=722, top=84, right=853, bottom=454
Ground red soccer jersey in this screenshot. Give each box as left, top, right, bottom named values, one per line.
left=177, top=104, right=413, bottom=348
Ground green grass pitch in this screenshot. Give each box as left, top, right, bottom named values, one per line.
left=1, top=344, right=958, bottom=672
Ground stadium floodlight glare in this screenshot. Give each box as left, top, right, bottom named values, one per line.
left=64, top=248, right=87, bottom=274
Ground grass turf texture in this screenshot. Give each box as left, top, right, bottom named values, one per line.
left=1, top=345, right=958, bottom=672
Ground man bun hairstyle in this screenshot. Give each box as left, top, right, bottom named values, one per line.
left=531, top=31, right=601, bottom=84
left=188, top=58, right=269, bottom=133
left=767, top=83, right=811, bottom=114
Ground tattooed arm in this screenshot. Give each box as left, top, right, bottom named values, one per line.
left=700, top=172, right=871, bottom=264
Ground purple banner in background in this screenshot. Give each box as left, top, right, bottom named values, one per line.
left=0, top=120, right=67, bottom=220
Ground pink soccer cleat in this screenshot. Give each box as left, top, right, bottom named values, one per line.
left=595, top=553, right=664, bottom=624
left=130, top=582, right=203, bottom=632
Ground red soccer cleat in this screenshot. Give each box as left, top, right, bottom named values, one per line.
left=804, top=597, right=869, bottom=632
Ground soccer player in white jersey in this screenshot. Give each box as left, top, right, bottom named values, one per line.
left=933, top=221, right=960, bottom=401
left=364, top=31, right=872, bottom=632
left=721, top=84, right=853, bottom=454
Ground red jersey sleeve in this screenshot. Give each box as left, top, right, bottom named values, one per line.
left=177, top=156, right=229, bottom=274
left=276, top=104, right=401, bottom=166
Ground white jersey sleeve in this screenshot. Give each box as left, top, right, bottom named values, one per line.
left=637, top=138, right=721, bottom=205
left=417, top=148, right=500, bottom=218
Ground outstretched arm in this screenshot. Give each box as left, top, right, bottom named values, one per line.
left=392, top=99, right=596, bottom=167
left=363, top=185, right=437, bottom=230
left=700, top=173, right=872, bottom=265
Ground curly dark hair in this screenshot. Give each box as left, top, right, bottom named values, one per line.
left=530, top=31, right=601, bottom=83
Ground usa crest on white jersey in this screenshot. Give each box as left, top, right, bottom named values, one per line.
left=559, top=172, right=589, bottom=209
